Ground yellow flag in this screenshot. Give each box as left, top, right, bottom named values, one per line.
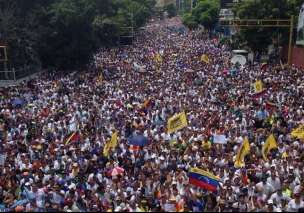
left=155, top=54, right=162, bottom=63
left=108, top=131, right=118, bottom=149
left=234, top=137, right=251, bottom=168
left=262, top=134, right=278, bottom=161
left=103, top=143, right=110, bottom=157
left=96, top=73, right=103, bottom=85
left=167, top=112, right=188, bottom=134
left=201, top=54, right=210, bottom=64
left=254, top=80, right=263, bottom=93
left=291, top=125, right=304, bottom=140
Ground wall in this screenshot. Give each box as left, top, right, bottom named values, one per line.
left=291, top=46, right=304, bottom=68
left=282, top=46, right=304, bottom=68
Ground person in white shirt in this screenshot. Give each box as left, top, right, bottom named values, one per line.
left=287, top=193, right=304, bottom=212
left=256, top=177, right=275, bottom=198
left=267, top=170, right=282, bottom=192
left=270, top=188, right=291, bottom=208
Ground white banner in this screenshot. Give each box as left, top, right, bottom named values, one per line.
left=213, top=134, right=228, bottom=144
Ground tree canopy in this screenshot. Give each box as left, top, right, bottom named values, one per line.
left=165, top=3, right=178, bottom=18
left=0, top=0, right=155, bottom=70
left=182, top=0, right=220, bottom=30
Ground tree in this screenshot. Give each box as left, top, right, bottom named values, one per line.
left=182, top=13, right=198, bottom=29
left=0, top=0, right=156, bottom=71
left=165, top=3, right=178, bottom=18
left=0, top=0, right=50, bottom=69
left=182, top=0, right=220, bottom=30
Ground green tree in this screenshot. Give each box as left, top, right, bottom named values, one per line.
left=182, top=13, right=198, bottom=29
left=182, top=0, right=220, bottom=30
left=165, top=3, right=178, bottom=18
left=0, top=0, right=156, bottom=71
left=40, top=0, right=99, bottom=69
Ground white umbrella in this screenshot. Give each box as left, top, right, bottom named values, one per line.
left=231, top=55, right=247, bottom=66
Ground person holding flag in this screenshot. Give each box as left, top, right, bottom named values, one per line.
left=262, top=134, right=278, bottom=161
left=234, top=137, right=251, bottom=168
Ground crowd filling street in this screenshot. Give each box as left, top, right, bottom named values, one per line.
left=0, top=18, right=303, bottom=212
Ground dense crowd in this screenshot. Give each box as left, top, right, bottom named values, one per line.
left=0, top=18, right=303, bottom=212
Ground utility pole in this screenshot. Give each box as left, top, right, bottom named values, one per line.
left=287, top=15, right=294, bottom=66
left=131, top=11, right=134, bottom=44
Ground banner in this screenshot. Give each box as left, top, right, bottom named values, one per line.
left=167, top=112, right=188, bottom=134
left=291, top=125, right=304, bottom=139
left=254, top=80, right=263, bottom=93
left=213, top=134, right=228, bottom=144
left=296, top=4, right=304, bottom=46
left=234, top=137, right=251, bottom=168
left=262, top=134, right=278, bottom=161
left=201, top=54, right=210, bottom=64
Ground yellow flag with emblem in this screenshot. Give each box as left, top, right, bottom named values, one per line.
left=201, top=54, right=210, bottom=64
left=291, top=125, right=304, bottom=140
left=108, top=131, right=118, bottom=149
left=254, top=80, right=263, bottom=93
left=103, top=143, right=110, bottom=157
left=234, top=137, right=251, bottom=168
left=167, top=112, right=188, bottom=134
left=262, top=134, right=278, bottom=161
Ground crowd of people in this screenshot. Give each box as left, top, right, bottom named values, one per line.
left=0, top=17, right=303, bottom=212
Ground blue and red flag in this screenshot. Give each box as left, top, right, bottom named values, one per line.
left=261, top=63, right=268, bottom=71
left=64, top=131, right=81, bottom=145
left=188, top=168, right=220, bottom=192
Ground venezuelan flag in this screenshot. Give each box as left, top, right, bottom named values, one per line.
left=188, top=168, right=220, bottom=192
left=261, top=63, right=268, bottom=71
left=64, top=132, right=80, bottom=145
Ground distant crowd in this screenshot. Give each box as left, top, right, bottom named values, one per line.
left=0, top=17, right=303, bottom=212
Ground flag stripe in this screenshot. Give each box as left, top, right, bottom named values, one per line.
left=189, top=178, right=217, bottom=192
left=65, top=132, right=76, bottom=145
left=188, top=173, right=219, bottom=187
left=189, top=168, right=220, bottom=181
